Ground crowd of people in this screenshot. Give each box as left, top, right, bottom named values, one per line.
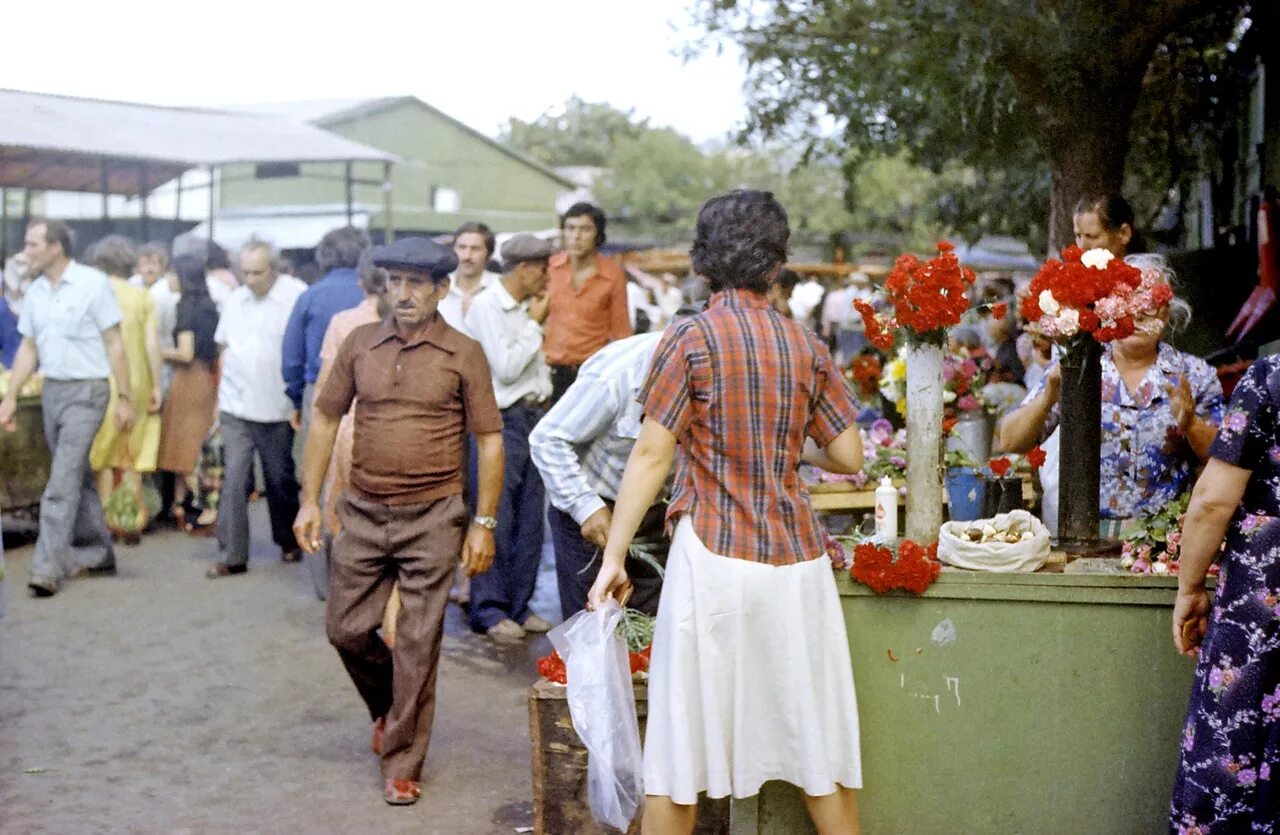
left=0, top=189, right=1276, bottom=830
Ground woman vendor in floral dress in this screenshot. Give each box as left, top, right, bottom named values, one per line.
left=589, top=190, right=866, bottom=834
left=998, top=254, right=1223, bottom=534
left=1171, top=355, right=1280, bottom=830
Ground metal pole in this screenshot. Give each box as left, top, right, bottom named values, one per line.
left=345, top=160, right=354, bottom=226
left=1, top=187, right=8, bottom=262
left=174, top=171, right=183, bottom=226
left=101, top=159, right=111, bottom=234
left=21, top=188, right=31, bottom=229
left=207, top=165, right=216, bottom=242
left=139, top=162, right=150, bottom=242
left=383, top=161, right=393, bottom=244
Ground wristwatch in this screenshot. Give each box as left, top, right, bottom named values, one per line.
left=473, top=515, right=497, bottom=531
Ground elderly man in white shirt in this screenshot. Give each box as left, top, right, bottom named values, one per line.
left=439, top=222, right=500, bottom=332
left=207, top=238, right=307, bottom=578
left=461, top=234, right=554, bottom=642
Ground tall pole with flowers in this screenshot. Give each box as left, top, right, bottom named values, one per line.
left=1020, top=247, right=1162, bottom=550
left=857, top=241, right=975, bottom=542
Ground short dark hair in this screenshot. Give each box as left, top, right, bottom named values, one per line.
left=28, top=217, right=74, bottom=257
left=316, top=226, right=370, bottom=271
left=560, top=202, right=607, bottom=247
left=690, top=190, right=789, bottom=294
left=87, top=235, right=137, bottom=278
left=453, top=222, right=496, bottom=256
left=172, top=253, right=211, bottom=300
left=774, top=268, right=800, bottom=296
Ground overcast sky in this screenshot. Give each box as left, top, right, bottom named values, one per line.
left=2, top=0, right=748, bottom=143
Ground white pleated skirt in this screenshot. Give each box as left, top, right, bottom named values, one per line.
left=643, top=517, right=862, bottom=804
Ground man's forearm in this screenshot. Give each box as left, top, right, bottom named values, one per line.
left=6, top=339, right=38, bottom=393
left=300, top=410, right=342, bottom=503
left=473, top=432, right=505, bottom=518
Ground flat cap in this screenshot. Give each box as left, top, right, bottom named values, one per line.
left=500, top=234, right=554, bottom=267
left=371, top=237, right=457, bottom=279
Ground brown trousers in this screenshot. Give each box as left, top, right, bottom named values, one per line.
left=325, top=490, right=465, bottom=780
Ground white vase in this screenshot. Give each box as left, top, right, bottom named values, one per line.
left=905, top=343, right=945, bottom=543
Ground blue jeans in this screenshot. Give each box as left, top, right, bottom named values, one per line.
left=468, top=404, right=546, bottom=632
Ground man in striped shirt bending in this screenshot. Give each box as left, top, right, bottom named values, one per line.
left=530, top=306, right=699, bottom=618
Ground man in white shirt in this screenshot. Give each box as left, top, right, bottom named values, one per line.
left=820, top=271, right=871, bottom=363
left=439, top=222, right=500, bottom=332
left=462, top=234, right=553, bottom=642
left=788, top=273, right=826, bottom=326
left=207, top=238, right=307, bottom=578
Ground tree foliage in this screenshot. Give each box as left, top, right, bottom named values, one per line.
left=692, top=0, right=1252, bottom=249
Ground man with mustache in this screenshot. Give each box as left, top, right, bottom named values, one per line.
left=294, top=237, right=504, bottom=806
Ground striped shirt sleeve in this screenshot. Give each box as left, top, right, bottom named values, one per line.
left=529, top=367, right=624, bottom=524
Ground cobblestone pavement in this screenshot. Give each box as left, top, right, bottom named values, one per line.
left=0, top=504, right=557, bottom=834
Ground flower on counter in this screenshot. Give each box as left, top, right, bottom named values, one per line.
left=1027, top=446, right=1047, bottom=469
left=1121, top=491, right=1194, bottom=575
left=988, top=457, right=1012, bottom=478
left=850, top=539, right=942, bottom=595
left=990, top=301, right=1008, bottom=320
left=844, top=353, right=884, bottom=399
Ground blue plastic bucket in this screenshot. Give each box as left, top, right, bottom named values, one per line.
left=945, top=467, right=985, bottom=521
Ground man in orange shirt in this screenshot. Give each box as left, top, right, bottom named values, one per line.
left=544, top=203, right=631, bottom=403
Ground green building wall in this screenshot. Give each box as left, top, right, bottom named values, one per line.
left=217, top=100, right=568, bottom=235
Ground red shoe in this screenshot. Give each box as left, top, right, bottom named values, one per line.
left=384, top=778, right=421, bottom=805
left=371, top=716, right=386, bottom=756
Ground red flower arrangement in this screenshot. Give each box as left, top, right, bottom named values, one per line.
left=1026, top=446, right=1047, bottom=469
left=845, top=353, right=883, bottom=398
left=885, top=241, right=976, bottom=340
left=988, top=457, right=1012, bottom=478
left=1019, top=246, right=1145, bottom=343
left=851, top=539, right=942, bottom=594
left=854, top=300, right=897, bottom=352
left=536, top=644, right=653, bottom=684
left=854, top=241, right=976, bottom=349
left=537, top=650, right=567, bottom=684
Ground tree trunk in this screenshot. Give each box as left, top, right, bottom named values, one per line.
left=1043, top=121, right=1131, bottom=252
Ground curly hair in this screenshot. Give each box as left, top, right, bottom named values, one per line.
left=316, top=226, right=370, bottom=271
left=690, top=190, right=789, bottom=294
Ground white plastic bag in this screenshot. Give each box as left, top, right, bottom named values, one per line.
left=548, top=600, right=644, bottom=830
left=937, top=509, right=1051, bottom=572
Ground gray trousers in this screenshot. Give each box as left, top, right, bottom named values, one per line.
left=32, top=379, right=113, bottom=580
left=216, top=413, right=300, bottom=567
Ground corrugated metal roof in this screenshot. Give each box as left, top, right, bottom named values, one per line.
left=0, top=88, right=397, bottom=195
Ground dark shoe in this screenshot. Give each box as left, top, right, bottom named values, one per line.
left=383, top=778, right=421, bottom=805
left=28, top=576, right=58, bottom=597
left=206, top=563, right=248, bottom=579
left=371, top=716, right=386, bottom=756
left=78, top=560, right=118, bottom=578
left=282, top=548, right=303, bottom=563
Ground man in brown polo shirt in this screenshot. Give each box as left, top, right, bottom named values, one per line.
left=294, top=236, right=504, bottom=806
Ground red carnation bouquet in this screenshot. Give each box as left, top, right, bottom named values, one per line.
left=844, top=353, right=883, bottom=399
left=855, top=241, right=976, bottom=349
left=1020, top=246, right=1165, bottom=343
left=851, top=539, right=942, bottom=594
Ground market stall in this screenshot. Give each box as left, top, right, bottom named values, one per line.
left=0, top=388, right=49, bottom=510
left=731, top=568, right=1195, bottom=833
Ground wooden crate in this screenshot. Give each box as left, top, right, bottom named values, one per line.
left=529, top=680, right=729, bottom=834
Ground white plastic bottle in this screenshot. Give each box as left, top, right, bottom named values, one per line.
left=874, top=476, right=899, bottom=545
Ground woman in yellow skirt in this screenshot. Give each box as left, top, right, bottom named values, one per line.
left=87, top=236, right=163, bottom=535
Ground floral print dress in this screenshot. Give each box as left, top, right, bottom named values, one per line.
left=1022, top=341, right=1224, bottom=520
left=1171, top=356, right=1280, bottom=832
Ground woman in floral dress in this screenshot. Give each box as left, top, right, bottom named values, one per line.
left=1171, top=355, right=1280, bottom=831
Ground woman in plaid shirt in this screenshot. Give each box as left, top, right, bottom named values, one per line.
left=589, top=190, right=866, bottom=834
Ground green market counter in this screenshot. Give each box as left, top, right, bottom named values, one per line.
left=732, top=568, right=1196, bottom=834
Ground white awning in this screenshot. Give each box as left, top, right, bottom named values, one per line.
left=176, top=206, right=375, bottom=251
